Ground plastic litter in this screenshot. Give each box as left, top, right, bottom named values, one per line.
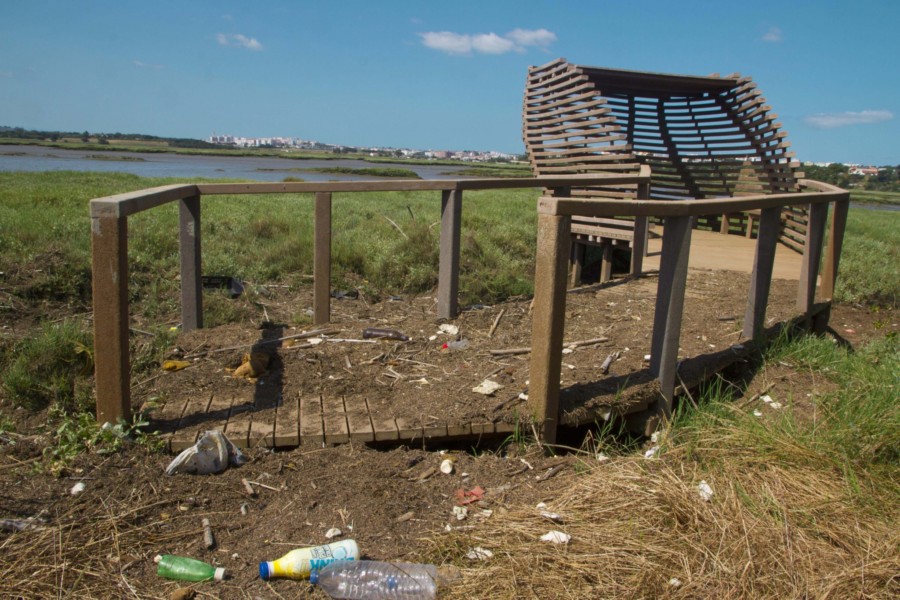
left=310, top=560, right=452, bottom=600
left=465, top=547, right=493, bottom=561
left=439, top=458, right=455, bottom=475
left=70, top=481, right=86, bottom=495
left=231, top=352, right=269, bottom=380
left=162, top=360, right=192, bottom=372
left=155, top=554, right=225, bottom=582
left=452, top=506, right=468, bottom=521
left=669, top=577, right=683, bottom=587
left=165, top=430, right=248, bottom=476
left=472, top=380, right=502, bottom=395
left=362, top=328, right=410, bottom=341
left=259, top=539, right=359, bottom=581
left=441, top=339, right=468, bottom=351
left=643, top=446, right=660, bottom=459
left=697, top=480, right=714, bottom=502
left=201, top=275, right=243, bottom=299
left=325, top=527, right=343, bottom=539
left=540, top=531, right=571, bottom=544
left=455, top=486, right=485, bottom=505
left=438, top=324, right=459, bottom=336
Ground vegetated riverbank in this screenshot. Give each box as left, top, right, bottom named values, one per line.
left=258, top=166, right=421, bottom=178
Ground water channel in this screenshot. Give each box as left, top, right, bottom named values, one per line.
left=0, top=144, right=476, bottom=182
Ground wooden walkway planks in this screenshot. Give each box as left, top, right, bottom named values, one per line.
left=164, top=392, right=519, bottom=450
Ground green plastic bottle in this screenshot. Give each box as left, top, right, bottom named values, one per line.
left=155, top=554, right=225, bottom=582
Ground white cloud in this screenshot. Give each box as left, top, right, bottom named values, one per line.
left=506, top=28, right=557, bottom=48
left=216, top=33, right=263, bottom=51
left=472, top=33, right=516, bottom=54
left=762, top=27, right=783, bottom=43
left=804, top=110, right=893, bottom=129
left=133, top=60, right=163, bottom=70
left=419, top=28, right=556, bottom=55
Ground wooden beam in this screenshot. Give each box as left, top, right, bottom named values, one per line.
left=570, top=242, right=585, bottom=287
left=528, top=209, right=572, bottom=443
left=179, top=195, right=202, bottom=331
left=820, top=199, right=849, bottom=301
left=630, top=181, right=650, bottom=276
left=91, top=215, right=131, bottom=424
left=742, top=206, right=781, bottom=339
left=438, top=190, right=462, bottom=319
left=313, top=192, right=332, bottom=325
left=797, top=202, right=828, bottom=316
left=649, top=216, right=693, bottom=416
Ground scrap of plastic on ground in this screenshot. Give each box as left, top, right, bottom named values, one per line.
left=165, top=430, right=248, bottom=475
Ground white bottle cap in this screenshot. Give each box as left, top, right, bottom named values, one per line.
left=214, top=567, right=226, bottom=581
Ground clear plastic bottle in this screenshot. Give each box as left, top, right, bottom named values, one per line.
left=155, top=554, right=225, bottom=582
left=309, top=560, right=439, bottom=600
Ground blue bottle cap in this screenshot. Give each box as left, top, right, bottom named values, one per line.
left=310, top=570, right=319, bottom=584
left=258, top=561, right=269, bottom=581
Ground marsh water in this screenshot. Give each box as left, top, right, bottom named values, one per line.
left=0, top=144, right=474, bottom=182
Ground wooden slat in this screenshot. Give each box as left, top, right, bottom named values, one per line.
left=372, top=413, right=400, bottom=441
left=346, top=397, right=375, bottom=442
left=273, top=392, right=300, bottom=447
left=169, top=392, right=214, bottom=452
left=224, top=393, right=254, bottom=449
left=322, top=396, right=350, bottom=444
left=300, top=395, right=325, bottom=445
left=446, top=422, right=473, bottom=437
left=395, top=418, right=423, bottom=441
left=248, top=393, right=278, bottom=449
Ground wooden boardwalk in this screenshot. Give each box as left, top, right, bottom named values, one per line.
left=156, top=232, right=807, bottom=453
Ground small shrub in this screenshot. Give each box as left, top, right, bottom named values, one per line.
left=3, top=320, right=93, bottom=412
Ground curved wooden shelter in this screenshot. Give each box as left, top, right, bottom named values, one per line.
left=523, top=58, right=810, bottom=281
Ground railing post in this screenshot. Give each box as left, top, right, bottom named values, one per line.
left=179, top=195, right=202, bottom=331
left=820, top=198, right=849, bottom=301
left=528, top=190, right=571, bottom=444
left=797, top=202, right=828, bottom=316
left=91, top=213, right=131, bottom=424
left=742, top=206, right=781, bottom=340
left=630, top=181, right=650, bottom=276
left=649, top=215, right=693, bottom=417
left=314, top=192, right=332, bottom=325
left=438, top=189, right=462, bottom=319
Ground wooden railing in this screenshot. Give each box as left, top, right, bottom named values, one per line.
left=527, top=178, right=849, bottom=442
left=88, top=173, right=649, bottom=424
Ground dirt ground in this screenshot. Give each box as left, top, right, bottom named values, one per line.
left=1, top=268, right=896, bottom=599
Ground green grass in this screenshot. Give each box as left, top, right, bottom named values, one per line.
left=833, top=207, right=899, bottom=306
left=850, top=189, right=900, bottom=206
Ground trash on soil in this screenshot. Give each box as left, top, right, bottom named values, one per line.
left=258, top=539, right=359, bottom=581
left=472, top=379, right=502, bottom=395
left=242, top=478, right=257, bottom=497
left=441, top=339, right=469, bottom=351
left=643, top=446, right=660, bottom=459
left=240, top=503, right=249, bottom=516
left=540, top=531, right=571, bottom=544
left=452, top=506, right=468, bottom=521
left=396, top=511, right=414, bottom=523
left=438, top=324, right=459, bottom=336
left=753, top=409, right=763, bottom=417
left=362, top=327, right=410, bottom=341
left=596, top=452, right=610, bottom=463
left=162, top=360, right=192, bottom=372
left=466, top=547, right=494, bottom=561
left=540, top=511, right=564, bottom=524
left=70, top=481, right=86, bottom=495
left=761, top=394, right=773, bottom=403
left=0, top=518, right=45, bottom=532
left=476, top=509, right=493, bottom=519
left=769, top=401, right=783, bottom=410
left=669, top=577, right=683, bottom=587
left=697, top=480, right=714, bottom=502
left=535, top=464, right=564, bottom=482
left=331, top=289, right=359, bottom=300
left=562, top=347, right=574, bottom=354
left=455, top=485, right=485, bottom=505
left=650, top=431, right=661, bottom=443
left=440, top=458, right=455, bottom=475
left=202, top=518, right=215, bottom=549
left=325, top=527, right=342, bottom=539
left=231, top=352, right=269, bottom=380
left=201, top=275, right=243, bottom=299
left=643, top=354, right=652, bottom=362
left=155, top=554, right=225, bottom=582
left=165, top=430, right=248, bottom=476
left=310, top=560, right=443, bottom=599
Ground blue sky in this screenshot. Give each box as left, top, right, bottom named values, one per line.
left=2, top=1, right=897, bottom=164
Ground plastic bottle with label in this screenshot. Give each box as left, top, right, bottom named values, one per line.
left=309, top=560, right=443, bottom=599
left=258, top=539, right=359, bottom=581
left=155, top=554, right=225, bottom=582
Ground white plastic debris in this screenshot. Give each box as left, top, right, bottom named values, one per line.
left=472, top=379, right=502, bottom=395
left=643, top=354, right=652, bottom=362
left=452, top=506, right=468, bottom=521
left=466, top=547, right=493, bottom=561
left=70, top=482, right=86, bottom=496
left=440, top=458, right=455, bottom=475
left=540, top=511, right=564, bottom=524
left=643, top=446, right=660, bottom=459
left=535, top=502, right=547, bottom=510
left=669, top=577, right=683, bottom=587
left=697, top=480, right=714, bottom=502
left=562, top=348, right=574, bottom=355
left=518, top=392, right=529, bottom=401
left=476, top=509, right=493, bottom=519
left=595, top=452, right=610, bottom=463
left=309, top=337, right=324, bottom=345
left=165, top=430, right=248, bottom=476
left=325, top=527, right=342, bottom=539
left=428, top=335, right=437, bottom=341
left=650, top=431, right=660, bottom=443
left=438, top=324, right=459, bottom=336
left=540, top=530, right=571, bottom=544
left=753, top=409, right=763, bottom=417
left=769, top=401, right=783, bottom=410
left=761, top=394, right=773, bottom=404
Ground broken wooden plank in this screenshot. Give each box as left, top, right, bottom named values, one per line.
left=322, top=396, right=350, bottom=444
left=345, top=396, right=375, bottom=442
